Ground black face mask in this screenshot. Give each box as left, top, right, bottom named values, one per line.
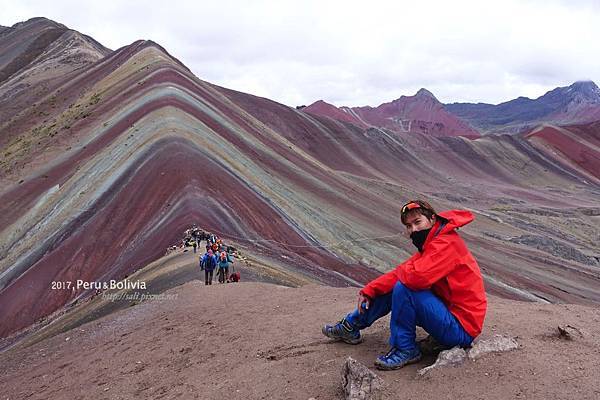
left=410, top=228, right=432, bottom=252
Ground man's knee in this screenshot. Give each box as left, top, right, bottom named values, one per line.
left=392, top=281, right=412, bottom=298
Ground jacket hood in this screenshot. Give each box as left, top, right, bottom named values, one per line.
left=421, top=210, right=475, bottom=250
left=437, top=210, right=475, bottom=232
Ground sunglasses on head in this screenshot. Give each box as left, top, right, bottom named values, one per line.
left=401, top=202, right=421, bottom=214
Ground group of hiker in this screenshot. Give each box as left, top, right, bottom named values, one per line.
left=183, top=227, right=239, bottom=286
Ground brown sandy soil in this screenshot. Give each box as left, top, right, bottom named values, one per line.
left=1, top=281, right=599, bottom=400
left=0, top=247, right=320, bottom=352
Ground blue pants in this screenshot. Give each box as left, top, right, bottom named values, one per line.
left=345, top=282, right=473, bottom=351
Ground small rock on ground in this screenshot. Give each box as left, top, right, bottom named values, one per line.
left=342, top=357, right=384, bottom=400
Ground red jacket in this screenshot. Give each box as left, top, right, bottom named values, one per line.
left=360, top=210, right=487, bottom=338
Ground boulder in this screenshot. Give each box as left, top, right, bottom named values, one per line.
left=418, top=335, right=519, bottom=375
left=417, top=347, right=467, bottom=376
left=468, top=334, right=519, bottom=360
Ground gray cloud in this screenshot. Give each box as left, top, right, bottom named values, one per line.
left=1, top=0, right=599, bottom=107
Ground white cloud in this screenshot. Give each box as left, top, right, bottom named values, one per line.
left=1, top=0, right=599, bottom=107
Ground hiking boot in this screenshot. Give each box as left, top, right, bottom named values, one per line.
left=322, top=319, right=363, bottom=345
left=374, top=347, right=422, bottom=370
left=418, top=335, right=451, bottom=355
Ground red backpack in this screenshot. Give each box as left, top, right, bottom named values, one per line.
left=229, top=263, right=240, bottom=282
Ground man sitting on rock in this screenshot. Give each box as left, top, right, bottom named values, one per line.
left=322, top=200, right=487, bottom=370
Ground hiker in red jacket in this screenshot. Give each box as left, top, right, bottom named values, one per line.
left=323, top=200, right=487, bottom=370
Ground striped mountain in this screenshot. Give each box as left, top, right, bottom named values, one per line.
left=0, top=18, right=598, bottom=341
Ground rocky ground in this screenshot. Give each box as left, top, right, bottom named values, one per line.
left=1, top=281, right=599, bottom=400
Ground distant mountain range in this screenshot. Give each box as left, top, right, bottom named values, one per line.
left=304, top=88, right=481, bottom=138
left=305, top=81, right=600, bottom=136
left=446, top=80, right=600, bottom=133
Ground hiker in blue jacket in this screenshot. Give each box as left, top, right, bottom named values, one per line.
left=201, top=250, right=217, bottom=285
left=217, top=251, right=232, bottom=283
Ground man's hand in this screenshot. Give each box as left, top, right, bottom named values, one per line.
left=357, top=293, right=372, bottom=314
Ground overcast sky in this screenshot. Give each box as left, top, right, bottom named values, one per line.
left=1, top=0, right=600, bottom=107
